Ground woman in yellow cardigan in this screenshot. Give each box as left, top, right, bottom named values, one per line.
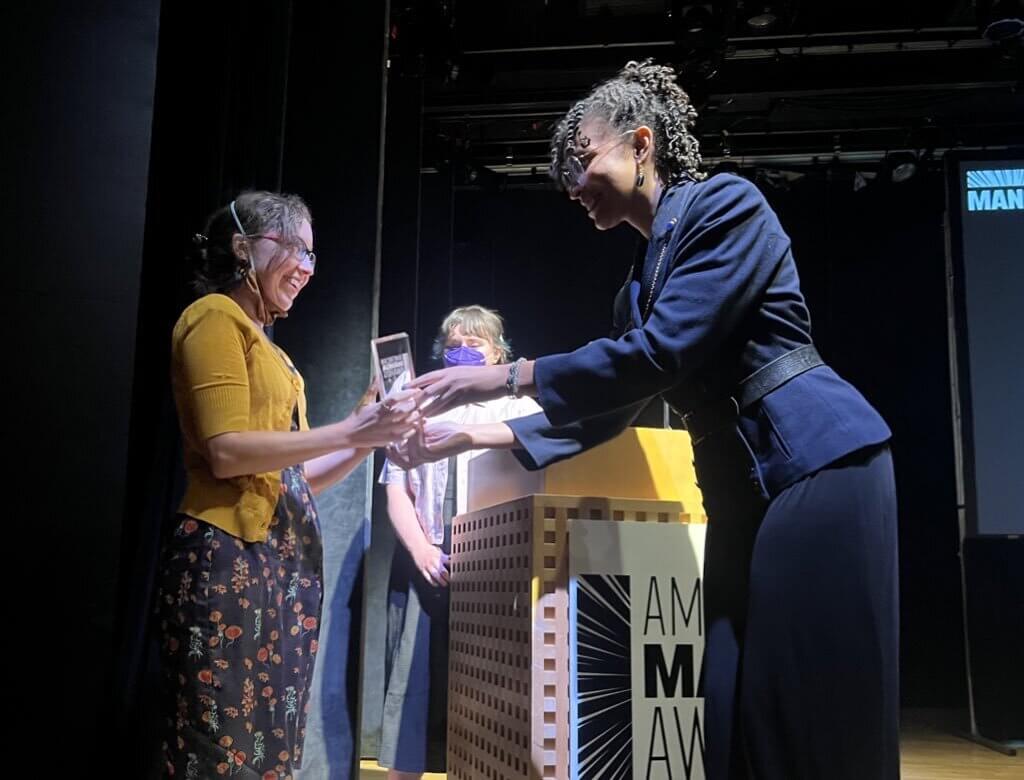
left=156, top=191, right=417, bottom=779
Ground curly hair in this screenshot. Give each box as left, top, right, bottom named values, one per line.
left=550, top=58, right=706, bottom=187
left=189, top=190, right=312, bottom=295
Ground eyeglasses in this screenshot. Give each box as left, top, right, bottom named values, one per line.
left=249, top=234, right=316, bottom=270
left=559, top=129, right=637, bottom=191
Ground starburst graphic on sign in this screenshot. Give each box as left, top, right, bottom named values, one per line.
left=576, top=574, right=633, bottom=780
left=966, top=169, right=1024, bottom=189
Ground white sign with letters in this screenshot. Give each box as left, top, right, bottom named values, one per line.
left=569, top=520, right=707, bottom=780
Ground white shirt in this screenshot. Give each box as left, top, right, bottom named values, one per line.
left=379, top=395, right=542, bottom=544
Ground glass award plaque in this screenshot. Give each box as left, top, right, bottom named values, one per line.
left=371, top=332, right=415, bottom=398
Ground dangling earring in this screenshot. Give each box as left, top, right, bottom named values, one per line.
left=635, top=164, right=646, bottom=188
left=241, top=249, right=273, bottom=326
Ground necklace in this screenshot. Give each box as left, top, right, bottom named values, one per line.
left=642, top=217, right=678, bottom=319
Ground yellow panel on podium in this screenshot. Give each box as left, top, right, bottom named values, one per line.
left=467, top=426, right=706, bottom=522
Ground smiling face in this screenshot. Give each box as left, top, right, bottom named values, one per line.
left=244, top=218, right=315, bottom=314
left=566, top=115, right=644, bottom=231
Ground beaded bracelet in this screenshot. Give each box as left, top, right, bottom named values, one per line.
left=505, top=357, right=526, bottom=398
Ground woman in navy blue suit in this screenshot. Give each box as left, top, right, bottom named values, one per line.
left=397, top=60, right=900, bottom=780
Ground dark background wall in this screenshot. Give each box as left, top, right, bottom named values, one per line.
left=8, top=0, right=161, bottom=771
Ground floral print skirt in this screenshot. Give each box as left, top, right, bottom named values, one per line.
left=155, top=464, right=323, bottom=779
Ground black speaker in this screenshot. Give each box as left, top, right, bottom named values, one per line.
left=962, top=536, right=1024, bottom=742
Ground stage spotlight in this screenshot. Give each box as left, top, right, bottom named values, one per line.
left=677, top=3, right=714, bottom=34
left=886, top=152, right=918, bottom=184
left=746, top=6, right=778, bottom=32
left=892, top=161, right=916, bottom=183
left=979, top=0, right=1024, bottom=41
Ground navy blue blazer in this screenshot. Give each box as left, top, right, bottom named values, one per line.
left=507, top=173, right=891, bottom=500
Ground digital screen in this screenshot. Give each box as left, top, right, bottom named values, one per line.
left=949, top=155, right=1024, bottom=536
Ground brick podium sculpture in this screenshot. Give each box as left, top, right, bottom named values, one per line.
left=446, top=428, right=705, bottom=780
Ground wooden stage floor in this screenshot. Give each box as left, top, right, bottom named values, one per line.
left=358, top=710, right=1022, bottom=779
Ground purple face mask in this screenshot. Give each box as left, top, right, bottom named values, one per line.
left=443, top=345, right=487, bottom=367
